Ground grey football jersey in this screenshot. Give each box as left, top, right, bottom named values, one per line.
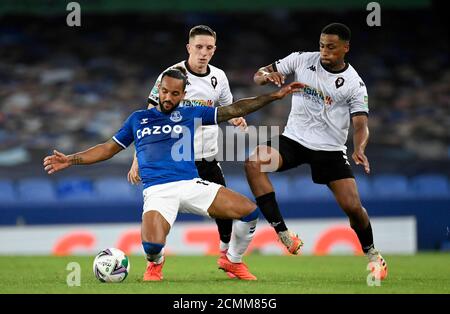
left=148, top=61, right=233, bottom=159
left=274, top=51, right=369, bottom=152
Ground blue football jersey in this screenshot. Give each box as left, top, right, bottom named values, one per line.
left=112, top=106, right=217, bottom=188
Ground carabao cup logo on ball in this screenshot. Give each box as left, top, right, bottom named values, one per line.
left=93, top=248, right=130, bottom=283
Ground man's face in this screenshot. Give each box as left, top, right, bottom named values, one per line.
left=319, top=33, right=349, bottom=67
left=186, top=35, right=216, bottom=68
left=158, top=76, right=185, bottom=114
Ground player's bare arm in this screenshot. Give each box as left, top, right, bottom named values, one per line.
left=253, top=64, right=285, bottom=87
left=217, top=82, right=303, bottom=122
left=351, top=114, right=370, bottom=174
left=43, top=139, right=123, bottom=175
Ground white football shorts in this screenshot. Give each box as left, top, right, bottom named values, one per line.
left=142, top=178, right=222, bottom=226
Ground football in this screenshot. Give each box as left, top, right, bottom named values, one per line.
left=93, top=248, right=130, bottom=283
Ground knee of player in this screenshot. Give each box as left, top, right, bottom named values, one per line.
left=142, top=242, right=164, bottom=255
left=239, top=205, right=259, bottom=222
left=341, top=198, right=363, bottom=214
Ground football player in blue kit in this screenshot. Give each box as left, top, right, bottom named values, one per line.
left=128, top=26, right=249, bottom=280
left=43, top=67, right=303, bottom=281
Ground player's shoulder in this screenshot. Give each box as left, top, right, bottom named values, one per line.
left=169, top=60, right=185, bottom=69
left=124, top=109, right=147, bottom=122
left=175, top=106, right=211, bottom=119
left=284, top=51, right=317, bottom=60
left=160, top=61, right=186, bottom=75
left=177, top=106, right=197, bottom=115
left=345, top=64, right=367, bottom=89
left=276, top=51, right=317, bottom=69
left=302, top=51, right=320, bottom=59
left=132, top=109, right=153, bottom=117
left=208, top=63, right=228, bottom=78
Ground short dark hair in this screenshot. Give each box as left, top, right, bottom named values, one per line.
left=321, top=23, right=351, bottom=41
left=189, top=25, right=217, bottom=40
left=161, top=66, right=188, bottom=90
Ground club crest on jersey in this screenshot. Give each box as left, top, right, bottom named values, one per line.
left=170, top=110, right=182, bottom=122
left=335, top=77, right=345, bottom=89
left=211, top=76, right=217, bottom=89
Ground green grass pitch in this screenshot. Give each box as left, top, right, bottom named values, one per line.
left=0, top=253, right=449, bottom=293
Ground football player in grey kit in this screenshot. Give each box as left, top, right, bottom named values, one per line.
left=246, top=23, right=387, bottom=280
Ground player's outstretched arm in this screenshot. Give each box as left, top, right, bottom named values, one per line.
left=254, top=64, right=286, bottom=87
left=217, top=82, right=304, bottom=123
left=352, top=115, right=370, bottom=174
left=43, top=139, right=123, bottom=175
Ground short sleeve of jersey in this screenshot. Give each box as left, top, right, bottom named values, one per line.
left=194, top=106, right=218, bottom=125
left=218, top=72, right=233, bottom=106
left=112, top=113, right=135, bottom=149
left=148, top=73, right=163, bottom=106
left=273, top=52, right=305, bottom=76
left=348, top=81, right=369, bottom=115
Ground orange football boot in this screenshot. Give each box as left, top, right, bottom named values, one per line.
left=217, top=254, right=257, bottom=281
left=143, top=260, right=164, bottom=281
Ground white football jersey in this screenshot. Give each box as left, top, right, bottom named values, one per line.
left=148, top=61, right=233, bottom=159
left=273, top=51, right=369, bottom=152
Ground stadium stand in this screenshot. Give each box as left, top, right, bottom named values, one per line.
left=17, top=178, right=57, bottom=202
left=372, top=174, right=411, bottom=199
left=56, top=177, right=97, bottom=201
left=95, top=177, right=142, bottom=201
left=0, top=10, right=448, bottom=178
left=410, top=174, right=449, bottom=198
left=0, top=179, right=16, bottom=203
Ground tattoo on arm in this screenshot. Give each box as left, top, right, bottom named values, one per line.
left=217, top=94, right=276, bottom=123
left=70, top=155, right=83, bottom=165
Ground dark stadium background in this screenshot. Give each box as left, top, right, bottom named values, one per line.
left=0, top=0, right=448, bottom=256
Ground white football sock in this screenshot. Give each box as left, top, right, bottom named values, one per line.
left=219, top=241, right=229, bottom=252
left=227, top=218, right=258, bottom=263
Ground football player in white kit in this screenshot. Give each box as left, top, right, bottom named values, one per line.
left=246, top=23, right=387, bottom=280
left=127, top=26, right=256, bottom=279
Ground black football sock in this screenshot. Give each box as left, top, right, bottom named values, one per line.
left=256, top=192, right=287, bottom=233
left=215, top=218, right=232, bottom=244
left=352, top=221, right=375, bottom=254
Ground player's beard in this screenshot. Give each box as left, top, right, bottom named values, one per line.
left=320, top=57, right=345, bottom=72
left=320, top=58, right=333, bottom=69
left=159, top=100, right=179, bottom=114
